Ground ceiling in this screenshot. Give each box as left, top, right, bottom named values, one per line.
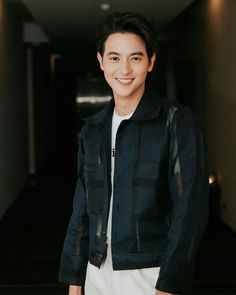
left=8, top=0, right=195, bottom=56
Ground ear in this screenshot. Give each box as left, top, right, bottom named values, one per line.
left=97, top=52, right=104, bottom=71
left=147, top=53, right=156, bottom=72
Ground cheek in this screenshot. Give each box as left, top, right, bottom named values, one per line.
left=136, top=68, right=149, bottom=79
left=103, top=66, right=116, bottom=78
left=104, top=70, right=112, bottom=80
left=134, top=63, right=150, bottom=76
left=103, top=71, right=114, bottom=86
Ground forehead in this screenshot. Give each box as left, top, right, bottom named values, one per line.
left=104, top=32, right=147, bottom=55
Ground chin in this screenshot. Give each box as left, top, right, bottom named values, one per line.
left=114, top=90, right=134, bottom=99
left=113, top=85, right=136, bottom=97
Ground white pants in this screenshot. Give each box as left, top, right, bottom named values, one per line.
left=85, top=246, right=160, bottom=295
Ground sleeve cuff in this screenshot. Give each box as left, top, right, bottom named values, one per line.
left=156, top=258, right=194, bottom=294
left=58, top=252, right=88, bottom=285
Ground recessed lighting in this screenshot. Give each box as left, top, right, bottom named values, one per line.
left=100, top=3, right=111, bottom=11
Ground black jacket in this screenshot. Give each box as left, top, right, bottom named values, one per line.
left=58, top=86, right=209, bottom=294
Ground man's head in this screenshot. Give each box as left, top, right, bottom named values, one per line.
left=96, top=12, right=157, bottom=102
left=96, top=12, right=157, bottom=61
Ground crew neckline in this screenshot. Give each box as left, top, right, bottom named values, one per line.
left=113, top=109, right=134, bottom=120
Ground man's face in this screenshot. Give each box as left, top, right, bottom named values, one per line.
left=97, top=32, right=155, bottom=101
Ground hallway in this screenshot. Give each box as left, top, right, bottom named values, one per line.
left=1, top=0, right=236, bottom=294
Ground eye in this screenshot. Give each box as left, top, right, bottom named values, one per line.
left=109, top=56, right=119, bottom=62
left=131, top=56, right=142, bottom=62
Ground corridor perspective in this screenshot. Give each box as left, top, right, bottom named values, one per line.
left=1, top=0, right=236, bottom=294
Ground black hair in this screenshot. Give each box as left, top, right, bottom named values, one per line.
left=96, top=12, right=157, bottom=60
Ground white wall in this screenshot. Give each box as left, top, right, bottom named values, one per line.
left=0, top=0, right=28, bottom=218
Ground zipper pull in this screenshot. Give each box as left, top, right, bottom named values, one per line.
left=112, top=148, right=115, bottom=157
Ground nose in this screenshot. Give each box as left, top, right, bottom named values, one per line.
left=120, top=59, right=131, bottom=75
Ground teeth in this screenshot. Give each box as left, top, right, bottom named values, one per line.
left=116, top=78, right=133, bottom=84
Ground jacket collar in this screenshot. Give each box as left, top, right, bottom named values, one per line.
left=84, top=85, right=162, bottom=124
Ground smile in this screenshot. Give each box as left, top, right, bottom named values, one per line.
left=116, top=78, right=134, bottom=85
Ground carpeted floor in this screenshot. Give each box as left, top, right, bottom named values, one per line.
left=0, top=174, right=236, bottom=295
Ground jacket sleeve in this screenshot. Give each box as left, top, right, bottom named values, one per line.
left=156, top=106, right=209, bottom=294
left=58, top=126, right=89, bottom=285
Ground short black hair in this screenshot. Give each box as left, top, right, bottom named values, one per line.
left=96, top=12, right=157, bottom=60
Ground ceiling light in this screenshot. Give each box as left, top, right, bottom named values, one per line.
left=100, top=3, right=111, bottom=11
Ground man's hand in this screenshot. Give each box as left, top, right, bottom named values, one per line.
left=68, top=285, right=83, bottom=295
left=155, top=290, right=175, bottom=295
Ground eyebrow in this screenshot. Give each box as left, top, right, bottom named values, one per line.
left=107, top=51, right=145, bottom=56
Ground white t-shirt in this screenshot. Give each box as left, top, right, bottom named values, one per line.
left=106, top=109, right=133, bottom=243
left=85, top=108, right=160, bottom=295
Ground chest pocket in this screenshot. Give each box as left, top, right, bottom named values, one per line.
left=84, top=164, right=105, bottom=214
left=132, top=162, right=170, bottom=215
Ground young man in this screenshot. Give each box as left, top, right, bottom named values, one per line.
left=58, top=12, right=209, bottom=295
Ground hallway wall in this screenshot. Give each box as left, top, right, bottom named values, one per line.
left=205, top=0, right=236, bottom=232
left=161, top=0, right=236, bottom=231
left=0, top=0, right=28, bottom=218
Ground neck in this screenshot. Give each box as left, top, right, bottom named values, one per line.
left=113, top=87, right=145, bottom=116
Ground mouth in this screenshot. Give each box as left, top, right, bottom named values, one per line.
left=115, top=78, right=134, bottom=85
